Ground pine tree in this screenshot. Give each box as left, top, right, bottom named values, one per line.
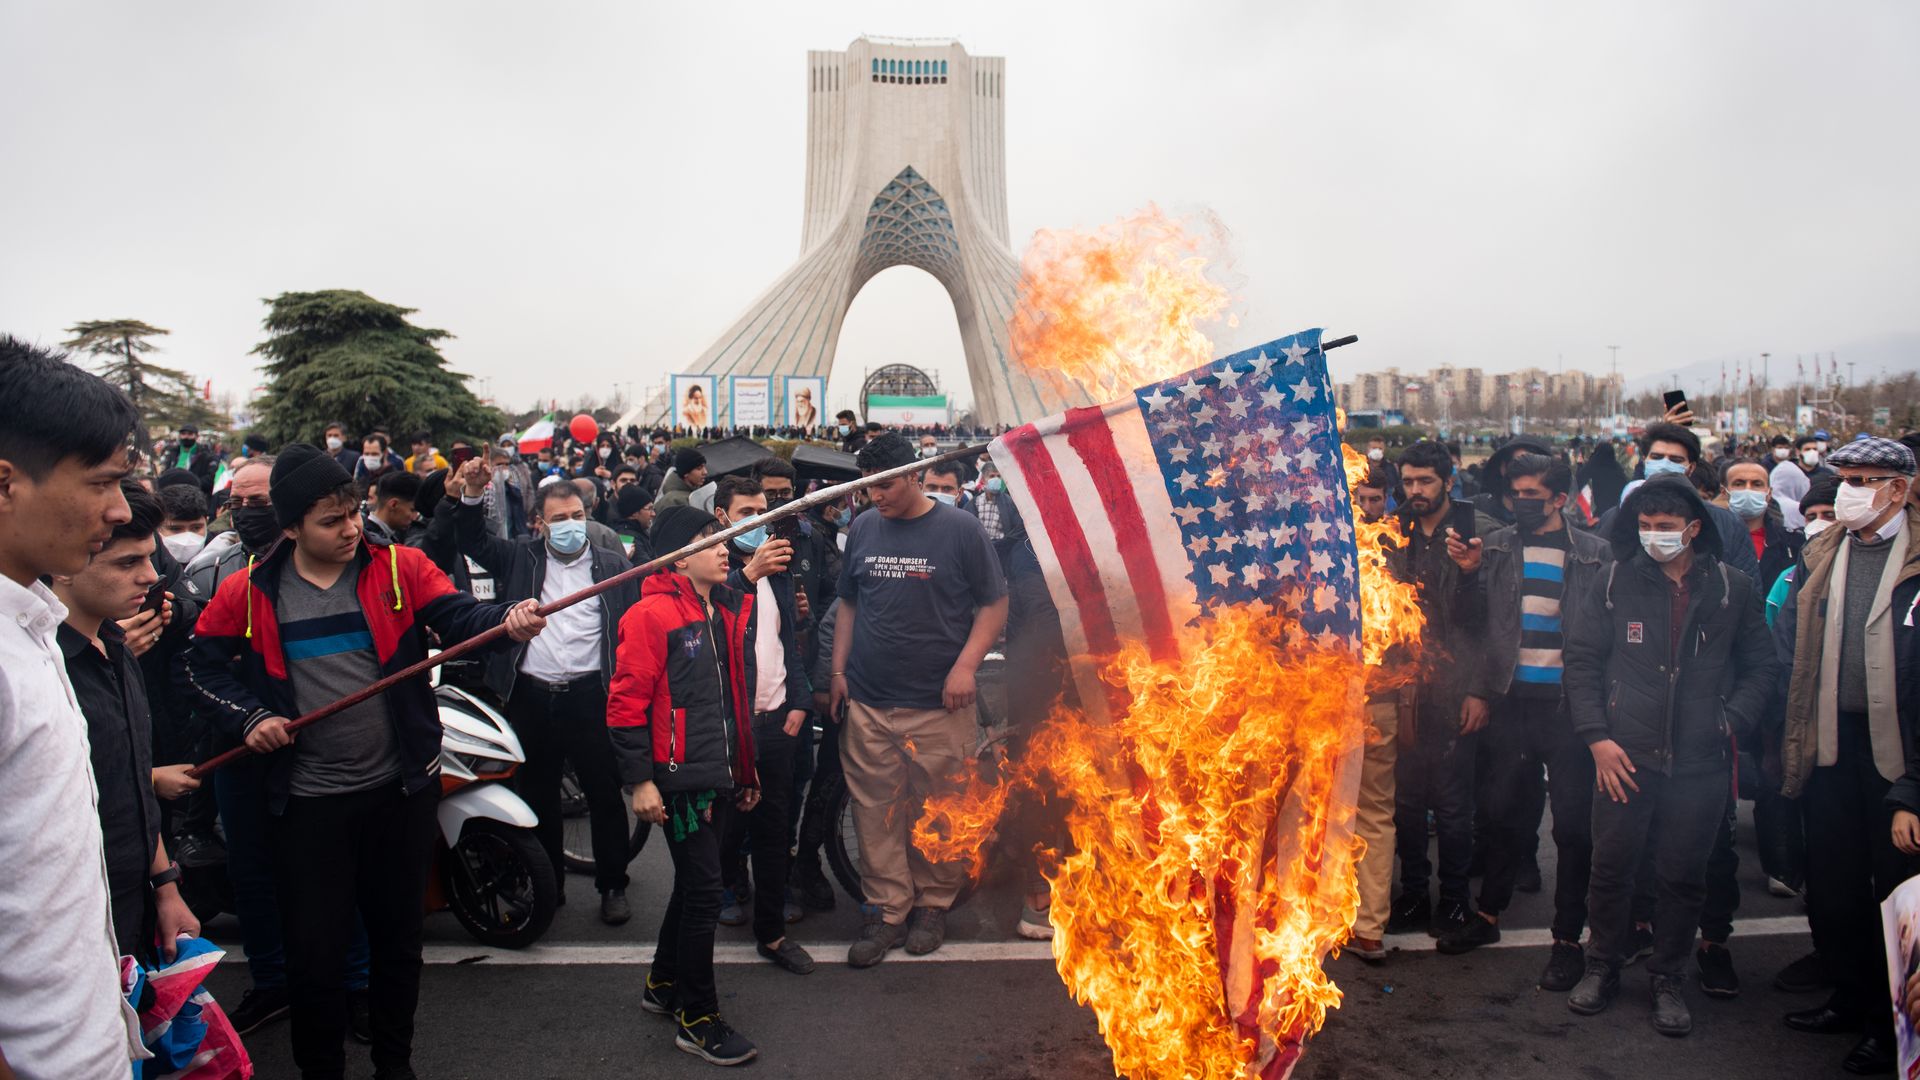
left=63, top=319, right=226, bottom=436
left=249, top=290, right=504, bottom=446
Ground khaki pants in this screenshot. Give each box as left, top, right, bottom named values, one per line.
left=842, top=698, right=976, bottom=924
left=1351, top=698, right=1400, bottom=940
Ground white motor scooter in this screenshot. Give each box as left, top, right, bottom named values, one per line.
left=430, top=685, right=558, bottom=948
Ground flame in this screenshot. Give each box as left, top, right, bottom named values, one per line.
left=912, top=209, right=1425, bottom=1079
left=1011, top=205, right=1238, bottom=402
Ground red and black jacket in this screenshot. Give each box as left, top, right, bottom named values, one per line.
left=606, top=571, right=758, bottom=795
left=177, top=539, right=512, bottom=812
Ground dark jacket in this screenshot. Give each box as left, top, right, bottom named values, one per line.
left=1873, top=572, right=1920, bottom=815
left=453, top=497, right=640, bottom=701
left=1598, top=493, right=1761, bottom=581
left=177, top=539, right=512, bottom=812
left=61, top=621, right=160, bottom=913
left=1389, top=498, right=1500, bottom=711
left=724, top=550, right=811, bottom=717
left=161, top=440, right=218, bottom=493
left=1563, top=479, right=1779, bottom=776
left=605, top=572, right=759, bottom=794
left=1471, top=518, right=1613, bottom=700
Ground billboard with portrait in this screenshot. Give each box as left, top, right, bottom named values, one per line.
left=671, top=374, right=715, bottom=431
left=784, top=376, right=825, bottom=433
left=729, top=375, right=772, bottom=428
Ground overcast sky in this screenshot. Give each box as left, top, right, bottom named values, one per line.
left=3, top=0, right=1914, bottom=420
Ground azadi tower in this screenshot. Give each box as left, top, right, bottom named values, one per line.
left=681, top=37, right=1091, bottom=428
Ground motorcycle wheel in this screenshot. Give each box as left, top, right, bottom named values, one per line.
left=560, top=766, right=649, bottom=877
left=825, top=783, right=977, bottom=910
left=442, top=819, right=557, bottom=949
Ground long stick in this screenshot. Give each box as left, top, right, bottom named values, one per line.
left=187, top=441, right=992, bottom=778
left=190, top=333, right=1358, bottom=778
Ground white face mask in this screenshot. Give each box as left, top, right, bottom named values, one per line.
left=1833, top=481, right=1887, bottom=531
left=1773, top=447, right=1791, bottom=461
left=1639, top=529, right=1691, bottom=563
left=325, top=436, right=344, bottom=452
left=361, top=453, right=385, bottom=470
left=1366, top=447, right=1385, bottom=461
left=1801, top=450, right=1821, bottom=467
left=1803, top=518, right=1835, bottom=538
left=162, top=531, right=206, bottom=562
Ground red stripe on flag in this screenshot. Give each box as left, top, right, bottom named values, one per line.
left=1062, top=406, right=1180, bottom=663
left=1005, top=423, right=1119, bottom=656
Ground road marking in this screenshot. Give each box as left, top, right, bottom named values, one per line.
left=214, top=916, right=1812, bottom=966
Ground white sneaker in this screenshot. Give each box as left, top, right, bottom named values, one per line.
left=1766, top=877, right=1800, bottom=899
left=1017, top=902, right=1055, bottom=940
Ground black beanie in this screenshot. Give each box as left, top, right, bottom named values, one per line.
left=615, top=483, right=653, bottom=519
left=855, top=431, right=916, bottom=472
left=1801, top=473, right=1842, bottom=517
left=156, top=467, right=201, bottom=490
left=271, top=442, right=355, bottom=527
left=650, top=505, right=716, bottom=561
left=673, top=447, right=707, bottom=477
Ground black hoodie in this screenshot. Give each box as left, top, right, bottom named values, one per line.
left=1472, top=437, right=1554, bottom=525
left=1562, top=477, right=1779, bottom=775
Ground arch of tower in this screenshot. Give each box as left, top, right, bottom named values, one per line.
left=681, top=37, right=1091, bottom=428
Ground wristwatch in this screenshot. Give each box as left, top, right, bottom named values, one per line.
left=149, top=862, right=182, bottom=891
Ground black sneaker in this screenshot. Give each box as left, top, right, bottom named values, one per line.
left=904, top=907, right=948, bottom=955
left=1516, top=858, right=1543, bottom=894
left=1696, top=942, right=1739, bottom=998
left=1650, top=974, right=1692, bottom=1036
left=1567, top=961, right=1620, bottom=1016
left=1431, top=900, right=1470, bottom=939
left=848, top=918, right=908, bottom=968
left=1386, top=892, right=1430, bottom=935
left=600, top=888, right=632, bottom=927
left=171, top=831, right=227, bottom=869
left=1774, top=951, right=1830, bottom=994
left=348, top=988, right=371, bottom=1044
left=675, top=1011, right=757, bottom=1066
left=1436, top=913, right=1501, bottom=955
left=792, top=860, right=836, bottom=911
left=1623, top=924, right=1655, bottom=967
left=641, top=974, right=675, bottom=1017
left=1539, top=941, right=1586, bottom=992
left=227, top=986, right=290, bottom=1035
left=757, top=938, right=816, bottom=975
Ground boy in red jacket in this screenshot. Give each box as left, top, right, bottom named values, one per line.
left=607, top=505, right=761, bottom=1067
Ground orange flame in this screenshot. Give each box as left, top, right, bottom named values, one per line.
left=911, top=210, right=1425, bottom=1078
left=1010, top=205, right=1238, bottom=402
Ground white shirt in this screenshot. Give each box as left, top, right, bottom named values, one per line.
left=0, top=577, right=145, bottom=1079
left=518, top=549, right=602, bottom=683
left=752, top=576, right=787, bottom=713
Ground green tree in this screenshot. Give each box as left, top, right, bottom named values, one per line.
left=249, top=290, right=503, bottom=446
left=63, top=319, right=226, bottom=435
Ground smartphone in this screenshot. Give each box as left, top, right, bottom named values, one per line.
left=771, top=514, right=804, bottom=542
left=1663, top=389, right=1689, bottom=415
left=448, top=445, right=476, bottom=472
left=141, top=580, right=167, bottom=616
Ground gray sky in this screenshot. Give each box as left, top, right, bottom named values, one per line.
left=3, top=0, right=1914, bottom=421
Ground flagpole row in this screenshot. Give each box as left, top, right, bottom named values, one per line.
left=187, top=441, right=995, bottom=779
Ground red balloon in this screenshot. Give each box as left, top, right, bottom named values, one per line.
left=568, top=413, right=600, bottom=443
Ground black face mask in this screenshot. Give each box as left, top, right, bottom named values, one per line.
left=764, top=491, right=791, bottom=510
left=232, top=505, right=283, bottom=553
left=1509, top=496, right=1552, bottom=532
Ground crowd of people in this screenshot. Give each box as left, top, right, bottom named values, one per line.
left=0, top=336, right=1035, bottom=1077
left=7, top=323, right=1920, bottom=1078
left=1350, top=409, right=1920, bottom=1074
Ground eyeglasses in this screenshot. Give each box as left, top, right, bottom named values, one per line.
left=1838, top=474, right=1905, bottom=488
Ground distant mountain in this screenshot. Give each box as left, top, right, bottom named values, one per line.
left=1623, top=332, right=1920, bottom=397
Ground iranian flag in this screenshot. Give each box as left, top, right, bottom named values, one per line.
left=517, top=412, right=555, bottom=453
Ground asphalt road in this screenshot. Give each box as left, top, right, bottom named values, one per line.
left=204, top=802, right=1863, bottom=1079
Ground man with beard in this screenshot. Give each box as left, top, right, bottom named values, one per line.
left=1386, top=440, right=1500, bottom=940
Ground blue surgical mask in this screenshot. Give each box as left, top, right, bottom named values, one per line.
left=837, top=424, right=851, bottom=436
left=929, top=492, right=957, bottom=507
left=986, top=477, right=1005, bottom=494
left=1644, top=457, right=1688, bottom=480
left=730, top=514, right=767, bottom=551
left=546, top=519, right=587, bottom=555
left=1728, top=490, right=1770, bottom=520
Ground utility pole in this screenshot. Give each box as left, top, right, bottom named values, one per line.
left=1607, top=345, right=1620, bottom=427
